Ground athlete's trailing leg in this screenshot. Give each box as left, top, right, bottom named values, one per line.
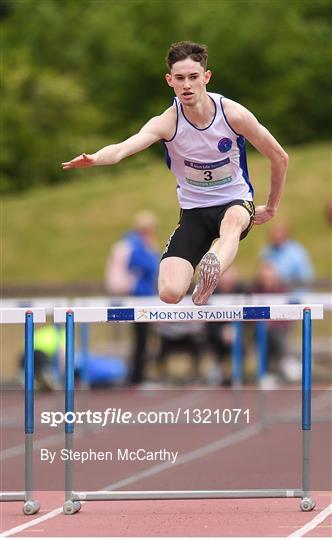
left=159, top=257, right=194, bottom=304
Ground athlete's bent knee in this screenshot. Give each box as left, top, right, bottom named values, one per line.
left=159, top=286, right=184, bottom=304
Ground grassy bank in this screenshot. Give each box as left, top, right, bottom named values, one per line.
left=2, top=142, right=331, bottom=285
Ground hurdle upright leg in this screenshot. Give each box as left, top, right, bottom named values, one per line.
left=300, top=308, right=315, bottom=512
left=22, top=311, right=40, bottom=515
left=63, top=311, right=81, bottom=515
left=0, top=310, right=41, bottom=514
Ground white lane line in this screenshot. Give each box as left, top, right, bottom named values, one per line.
left=1, top=507, right=64, bottom=537
left=288, top=502, right=332, bottom=537
left=1, top=432, right=67, bottom=460
left=99, top=424, right=261, bottom=493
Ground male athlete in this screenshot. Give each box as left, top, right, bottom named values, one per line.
left=62, top=41, right=288, bottom=306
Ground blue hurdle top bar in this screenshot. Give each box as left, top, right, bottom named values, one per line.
left=53, top=304, right=324, bottom=323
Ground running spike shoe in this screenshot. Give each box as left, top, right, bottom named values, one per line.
left=192, top=252, right=220, bottom=306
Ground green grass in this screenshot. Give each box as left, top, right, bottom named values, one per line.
left=2, top=142, right=331, bottom=284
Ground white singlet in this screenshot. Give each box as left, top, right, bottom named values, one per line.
left=163, top=92, right=254, bottom=209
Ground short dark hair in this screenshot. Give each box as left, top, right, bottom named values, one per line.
left=166, top=41, right=208, bottom=71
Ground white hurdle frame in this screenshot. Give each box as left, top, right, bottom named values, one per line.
left=53, top=304, right=324, bottom=515
left=0, top=308, right=46, bottom=515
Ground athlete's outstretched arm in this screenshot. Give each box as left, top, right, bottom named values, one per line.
left=224, top=100, right=289, bottom=225
left=62, top=111, right=175, bottom=169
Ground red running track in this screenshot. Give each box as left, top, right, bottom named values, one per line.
left=1, top=386, right=331, bottom=537
left=1, top=492, right=332, bottom=537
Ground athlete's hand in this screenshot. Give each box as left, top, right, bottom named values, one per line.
left=62, top=153, right=96, bottom=169
left=254, top=205, right=276, bottom=225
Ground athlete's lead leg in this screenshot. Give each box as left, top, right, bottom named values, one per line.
left=158, top=257, right=194, bottom=304
left=192, top=205, right=250, bottom=305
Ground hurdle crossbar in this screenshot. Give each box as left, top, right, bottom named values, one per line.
left=59, top=305, right=322, bottom=515
left=73, top=488, right=305, bottom=501
left=0, top=308, right=45, bottom=515
left=54, top=304, right=324, bottom=323
left=0, top=307, right=46, bottom=324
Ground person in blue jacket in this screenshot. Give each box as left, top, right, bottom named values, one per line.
left=261, top=222, right=314, bottom=288
left=105, top=211, right=159, bottom=385
left=126, top=225, right=159, bottom=297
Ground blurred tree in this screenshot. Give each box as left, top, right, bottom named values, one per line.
left=1, top=0, right=331, bottom=192
left=2, top=49, right=104, bottom=192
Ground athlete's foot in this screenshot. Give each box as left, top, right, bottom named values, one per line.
left=192, top=252, right=221, bottom=306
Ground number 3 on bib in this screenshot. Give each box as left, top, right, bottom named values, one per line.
left=184, top=159, right=233, bottom=188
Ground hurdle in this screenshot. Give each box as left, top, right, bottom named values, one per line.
left=53, top=304, right=324, bottom=515
left=0, top=308, right=46, bottom=515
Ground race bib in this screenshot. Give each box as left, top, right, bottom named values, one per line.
left=184, top=158, right=232, bottom=188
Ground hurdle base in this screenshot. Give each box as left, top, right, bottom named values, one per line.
left=63, top=500, right=81, bottom=515
left=300, top=497, right=316, bottom=512
left=72, top=488, right=305, bottom=502
left=0, top=493, right=39, bottom=515
left=23, top=499, right=40, bottom=515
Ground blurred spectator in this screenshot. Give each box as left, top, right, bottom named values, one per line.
left=105, top=211, right=159, bottom=385
left=205, top=265, right=246, bottom=386
left=261, top=222, right=314, bottom=288
left=18, top=325, right=64, bottom=391
left=252, top=261, right=301, bottom=386
left=253, top=260, right=287, bottom=295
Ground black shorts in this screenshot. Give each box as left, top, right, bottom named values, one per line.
left=161, top=200, right=255, bottom=270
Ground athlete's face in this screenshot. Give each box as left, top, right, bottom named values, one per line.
left=165, top=58, right=211, bottom=106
